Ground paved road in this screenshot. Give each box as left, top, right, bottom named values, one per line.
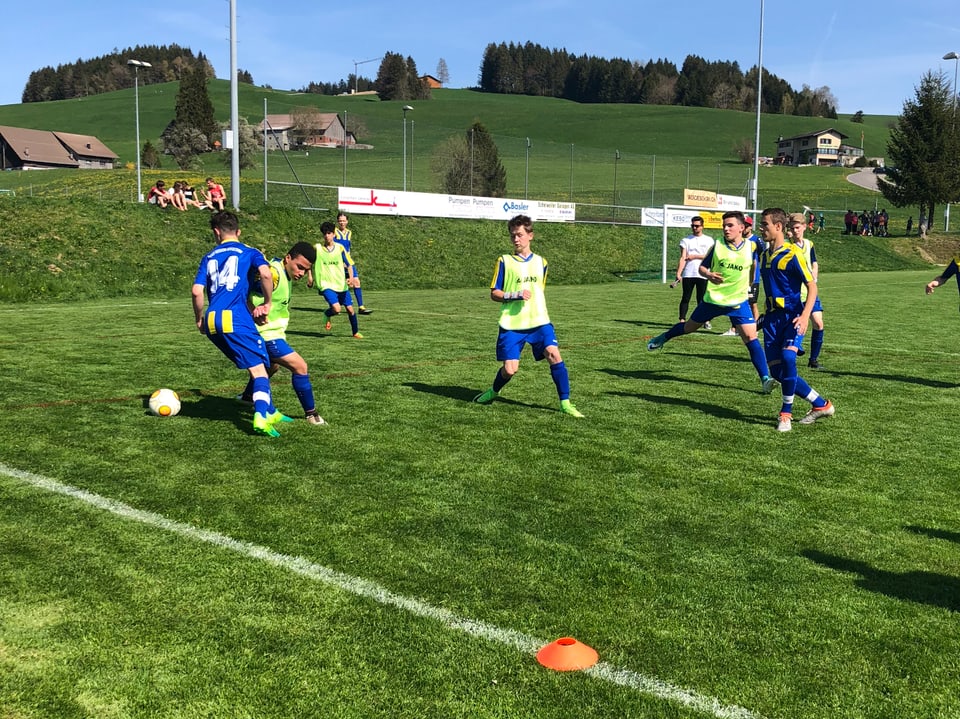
left=846, top=167, right=881, bottom=192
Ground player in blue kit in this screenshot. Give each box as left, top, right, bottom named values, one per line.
left=924, top=255, right=960, bottom=305
left=648, top=211, right=776, bottom=393
left=788, top=212, right=826, bottom=369
left=473, top=214, right=584, bottom=418
left=757, top=207, right=835, bottom=432
left=335, top=212, right=372, bottom=314
left=191, top=211, right=288, bottom=438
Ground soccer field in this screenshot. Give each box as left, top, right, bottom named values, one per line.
left=3, top=270, right=960, bottom=719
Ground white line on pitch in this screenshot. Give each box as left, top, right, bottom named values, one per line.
left=1, top=462, right=764, bottom=719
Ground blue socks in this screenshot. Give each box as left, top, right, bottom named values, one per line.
left=551, top=361, right=571, bottom=400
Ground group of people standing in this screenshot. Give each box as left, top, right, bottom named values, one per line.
left=647, top=209, right=833, bottom=432
left=844, top=208, right=889, bottom=237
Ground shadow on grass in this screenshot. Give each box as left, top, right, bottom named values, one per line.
left=612, top=319, right=676, bottom=330
left=402, top=382, right=545, bottom=411
left=605, top=389, right=771, bottom=425
left=904, top=525, right=960, bottom=544
left=806, top=369, right=959, bottom=389
left=598, top=368, right=768, bottom=396
left=802, top=549, right=960, bottom=613
left=287, top=329, right=332, bottom=339
left=177, top=391, right=256, bottom=435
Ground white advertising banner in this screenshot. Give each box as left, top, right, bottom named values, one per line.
left=338, top=187, right=576, bottom=223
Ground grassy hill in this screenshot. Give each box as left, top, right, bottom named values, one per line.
left=0, top=84, right=950, bottom=305
left=0, top=83, right=897, bottom=206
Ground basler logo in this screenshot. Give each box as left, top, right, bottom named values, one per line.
left=503, top=201, right=530, bottom=213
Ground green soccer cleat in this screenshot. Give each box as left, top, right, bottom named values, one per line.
left=267, top=411, right=295, bottom=425
left=473, top=388, right=498, bottom=405
left=761, top=376, right=778, bottom=394
left=253, top=413, right=281, bottom=437
left=560, top=399, right=585, bottom=418
left=647, top=334, right=666, bottom=351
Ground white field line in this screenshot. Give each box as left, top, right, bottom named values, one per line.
left=1, top=462, right=764, bottom=719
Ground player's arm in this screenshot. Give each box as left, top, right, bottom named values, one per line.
left=926, top=259, right=959, bottom=294
left=698, top=246, right=722, bottom=283
left=674, top=247, right=688, bottom=285
left=191, top=283, right=206, bottom=331
left=342, top=248, right=359, bottom=286
left=252, top=263, right=273, bottom=321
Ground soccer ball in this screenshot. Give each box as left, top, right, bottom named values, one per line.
left=148, top=388, right=181, bottom=417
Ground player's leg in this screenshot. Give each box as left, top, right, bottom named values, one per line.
left=475, top=330, right=523, bottom=404
left=540, top=334, right=583, bottom=418
left=808, top=310, right=825, bottom=368
left=273, top=348, right=325, bottom=425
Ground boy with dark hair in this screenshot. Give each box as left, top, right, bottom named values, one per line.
left=307, top=221, right=362, bottom=339
left=240, top=241, right=327, bottom=425
left=473, top=214, right=584, bottom=417
left=191, top=211, right=287, bottom=437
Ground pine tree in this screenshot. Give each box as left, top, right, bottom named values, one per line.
left=882, top=71, right=960, bottom=225
left=174, top=65, right=218, bottom=145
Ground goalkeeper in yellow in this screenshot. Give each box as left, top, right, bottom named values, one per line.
left=473, top=214, right=584, bottom=418
left=240, top=241, right=326, bottom=425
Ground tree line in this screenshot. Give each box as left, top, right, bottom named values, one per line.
left=19, top=45, right=256, bottom=103
left=478, top=41, right=838, bottom=118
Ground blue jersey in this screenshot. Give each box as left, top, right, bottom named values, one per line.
left=334, top=228, right=353, bottom=254
left=760, top=243, right=813, bottom=316
left=943, top=257, right=960, bottom=293
left=194, top=240, right=267, bottom=336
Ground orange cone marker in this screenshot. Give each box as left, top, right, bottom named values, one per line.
left=536, top=637, right=599, bottom=671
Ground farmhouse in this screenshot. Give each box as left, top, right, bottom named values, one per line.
left=421, top=74, right=442, bottom=89
left=0, top=125, right=118, bottom=170
left=774, top=128, right=864, bottom=167
left=257, top=113, right=354, bottom=151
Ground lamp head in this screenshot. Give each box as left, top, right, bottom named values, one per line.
left=126, top=59, right=153, bottom=68
left=944, top=52, right=960, bottom=61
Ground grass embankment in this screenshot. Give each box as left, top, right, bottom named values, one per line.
left=0, top=194, right=945, bottom=304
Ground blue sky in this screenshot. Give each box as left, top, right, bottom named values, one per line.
left=3, top=0, right=959, bottom=115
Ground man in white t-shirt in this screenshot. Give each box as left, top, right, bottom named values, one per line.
left=673, top=216, right=714, bottom=329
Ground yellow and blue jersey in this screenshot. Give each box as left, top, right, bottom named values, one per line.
left=760, top=243, right=814, bottom=315
left=334, top=227, right=352, bottom=254
left=194, top=241, right=267, bottom=336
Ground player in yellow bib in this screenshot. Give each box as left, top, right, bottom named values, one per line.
left=240, top=242, right=326, bottom=425
left=473, top=214, right=584, bottom=418
left=648, top=210, right=776, bottom=394
left=306, top=221, right=362, bottom=339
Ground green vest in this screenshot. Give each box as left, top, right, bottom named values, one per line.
left=705, top=239, right=752, bottom=306
left=498, top=253, right=551, bottom=330
left=251, top=258, right=290, bottom=341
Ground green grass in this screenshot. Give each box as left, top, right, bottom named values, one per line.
left=3, top=270, right=960, bottom=719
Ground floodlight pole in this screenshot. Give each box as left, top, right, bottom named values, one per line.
left=750, top=0, right=765, bottom=212
left=402, top=105, right=413, bottom=191
left=229, top=0, right=239, bottom=210
left=525, top=137, right=531, bottom=199
left=126, top=59, right=152, bottom=202
left=943, top=51, right=958, bottom=232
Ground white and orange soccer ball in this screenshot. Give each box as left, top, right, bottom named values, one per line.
left=148, top=388, right=181, bottom=417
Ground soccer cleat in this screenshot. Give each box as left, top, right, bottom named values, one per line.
left=776, top=412, right=793, bottom=432
left=305, top=411, right=327, bottom=426
left=703, top=321, right=712, bottom=330
left=473, top=388, right=498, bottom=405
left=560, top=399, right=585, bottom=418
left=808, top=358, right=821, bottom=369
left=721, top=327, right=739, bottom=336
left=235, top=393, right=253, bottom=405
left=252, top=413, right=281, bottom=437
left=798, top=400, right=834, bottom=425
left=352, top=332, right=364, bottom=339
left=761, top=376, right=778, bottom=394
left=267, top=410, right=295, bottom=425
left=324, top=320, right=332, bottom=331
left=647, top=334, right=666, bottom=351
left=797, top=348, right=806, bottom=356
left=358, top=306, right=374, bottom=315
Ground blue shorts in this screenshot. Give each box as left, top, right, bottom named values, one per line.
left=761, top=310, right=805, bottom=364
left=690, top=300, right=756, bottom=326
left=207, top=330, right=269, bottom=370
left=321, top=288, right=353, bottom=308
left=496, top=324, right=559, bottom=362
left=265, top=338, right=295, bottom=361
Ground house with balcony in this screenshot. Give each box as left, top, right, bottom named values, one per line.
left=774, top=128, right=862, bottom=167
